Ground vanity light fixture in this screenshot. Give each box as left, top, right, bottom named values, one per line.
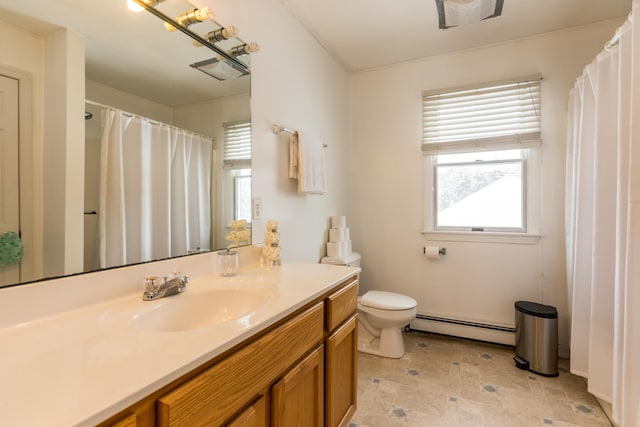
left=129, top=0, right=252, bottom=77
left=192, top=26, right=238, bottom=47
left=204, top=26, right=238, bottom=43
left=435, top=0, right=504, bottom=29
left=164, top=7, right=213, bottom=32
left=190, top=43, right=259, bottom=80
left=230, top=42, right=260, bottom=57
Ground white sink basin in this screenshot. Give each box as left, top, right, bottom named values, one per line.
left=133, top=288, right=271, bottom=333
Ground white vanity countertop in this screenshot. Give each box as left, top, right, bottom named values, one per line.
left=0, top=262, right=359, bottom=427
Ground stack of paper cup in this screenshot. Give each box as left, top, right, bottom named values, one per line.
left=327, top=216, right=352, bottom=257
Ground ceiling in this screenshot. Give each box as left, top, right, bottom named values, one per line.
left=279, top=0, right=633, bottom=71
left=0, top=0, right=251, bottom=106
left=0, top=0, right=632, bottom=105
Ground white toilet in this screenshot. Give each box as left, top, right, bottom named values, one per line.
left=320, top=252, right=417, bottom=359
left=357, top=291, right=417, bottom=358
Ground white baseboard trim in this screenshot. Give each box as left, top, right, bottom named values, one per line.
left=411, top=317, right=515, bottom=346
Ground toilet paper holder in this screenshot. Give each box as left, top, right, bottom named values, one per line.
left=423, top=247, right=447, bottom=256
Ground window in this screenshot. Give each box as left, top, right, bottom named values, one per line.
left=223, top=121, right=251, bottom=169
left=233, top=168, right=252, bottom=222
left=422, top=75, right=541, bottom=239
left=223, top=121, right=252, bottom=223
left=435, top=150, right=525, bottom=232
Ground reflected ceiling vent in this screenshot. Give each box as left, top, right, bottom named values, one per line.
left=190, top=43, right=258, bottom=81
left=435, top=0, right=504, bottom=29
left=190, top=57, right=250, bottom=80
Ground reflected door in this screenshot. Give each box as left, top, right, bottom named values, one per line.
left=0, top=74, right=20, bottom=286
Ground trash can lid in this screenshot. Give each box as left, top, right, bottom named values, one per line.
left=515, top=301, right=557, bottom=319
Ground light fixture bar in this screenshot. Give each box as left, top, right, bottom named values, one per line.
left=131, top=0, right=249, bottom=72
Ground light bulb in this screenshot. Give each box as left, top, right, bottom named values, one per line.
left=230, top=42, right=260, bottom=56
left=198, top=26, right=237, bottom=44
left=127, top=0, right=161, bottom=13
left=127, top=0, right=144, bottom=13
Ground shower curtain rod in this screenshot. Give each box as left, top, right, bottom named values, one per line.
left=85, top=99, right=215, bottom=142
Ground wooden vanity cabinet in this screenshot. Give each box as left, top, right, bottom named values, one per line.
left=325, top=279, right=358, bottom=427
left=271, top=345, right=325, bottom=426
left=108, top=413, right=138, bottom=427
left=326, top=315, right=358, bottom=427
left=226, top=395, right=267, bottom=427
left=99, top=275, right=358, bottom=427
left=157, top=302, right=325, bottom=426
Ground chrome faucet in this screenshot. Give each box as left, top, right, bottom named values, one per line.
left=143, top=274, right=190, bottom=301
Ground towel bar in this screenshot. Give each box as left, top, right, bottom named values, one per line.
left=272, top=124, right=327, bottom=148
left=272, top=124, right=297, bottom=135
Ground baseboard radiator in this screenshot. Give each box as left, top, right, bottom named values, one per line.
left=411, top=314, right=516, bottom=346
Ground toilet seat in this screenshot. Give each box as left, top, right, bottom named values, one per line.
left=360, top=291, right=417, bottom=311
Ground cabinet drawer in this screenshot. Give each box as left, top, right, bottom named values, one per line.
left=157, top=302, right=324, bottom=427
left=325, top=279, right=358, bottom=332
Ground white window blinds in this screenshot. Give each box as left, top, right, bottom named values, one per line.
left=422, top=75, right=542, bottom=155
left=223, top=121, right=251, bottom=168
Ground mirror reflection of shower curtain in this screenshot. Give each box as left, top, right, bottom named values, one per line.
left=99, top=108, right=212, bottom=269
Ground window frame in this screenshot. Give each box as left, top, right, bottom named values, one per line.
left=233, top=170, right=252, bottom=223
left=422, top=76, right=542, bottom=244
left=222, top=120, right=252, bottom=227
left=433, top=156, right=527, bottom=233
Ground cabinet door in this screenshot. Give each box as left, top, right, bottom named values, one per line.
left=271, top=345, right=324, bottom=427
left=226, top=395, right=266, bottom=427
left=326, top=315, right=358, bottom=427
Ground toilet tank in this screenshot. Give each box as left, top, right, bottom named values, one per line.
left=321, top=252, right=361, bottom=267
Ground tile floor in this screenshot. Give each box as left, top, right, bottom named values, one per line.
left=351, top=331, right=613, bottom=427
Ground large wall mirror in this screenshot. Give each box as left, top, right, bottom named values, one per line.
left=0, top=0, right=252, bottom=288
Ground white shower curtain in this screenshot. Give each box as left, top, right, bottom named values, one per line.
left=99, top=108, right=212, bottom=269
left=565, top=8, right=640, bottom=426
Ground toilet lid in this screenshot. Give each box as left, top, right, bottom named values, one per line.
left=360, top=291, right=417, bottom=311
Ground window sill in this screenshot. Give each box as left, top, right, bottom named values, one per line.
left=422, top=231, right=541, bottom=245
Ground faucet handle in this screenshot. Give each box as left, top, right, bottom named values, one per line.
left=178, top=274, right=190, bottom=292
left=165, top=271, right=187, bottom=281
left=144, top=276, right=160, bottom=293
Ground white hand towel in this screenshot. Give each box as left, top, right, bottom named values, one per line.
left=296, top=132, right=326, bottom=194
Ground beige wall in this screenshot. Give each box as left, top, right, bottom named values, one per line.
left=349, top=19, right=624, bottom=354
left=174, top=94, right=251, bottom=248
left=2, top=3, right=620, bottom=358
left=197, top=0, right=352, bottom=262
left=42, top=28, right=85, bottom=278
left=0, top=21, right=45, bottom=282
left=0, top=21, right=87, bottom=280
left=86, top=79, right=174, bottom=124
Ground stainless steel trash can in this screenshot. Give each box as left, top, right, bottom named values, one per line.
left=514, top=301, right=558, bottom=377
